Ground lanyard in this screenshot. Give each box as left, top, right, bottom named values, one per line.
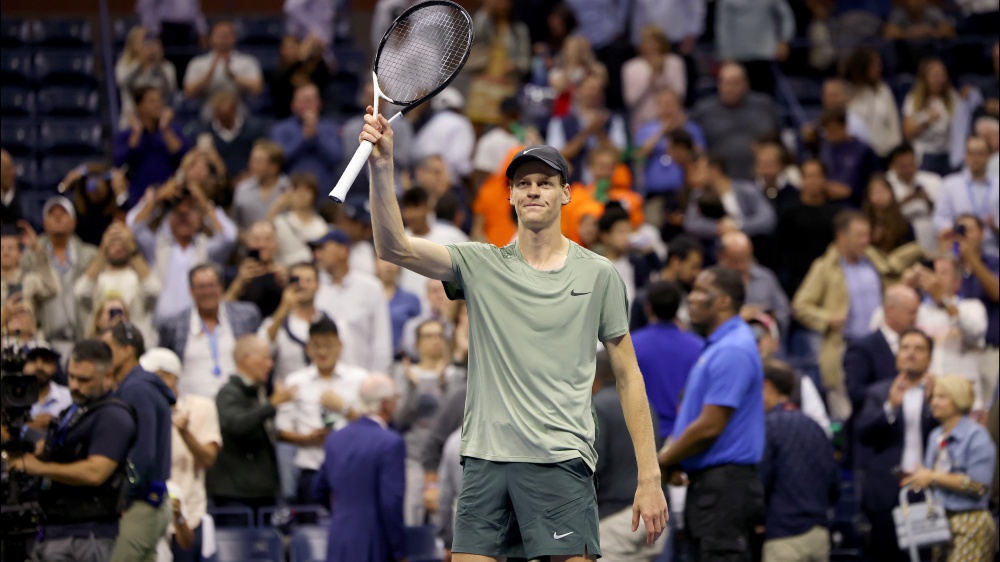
left=55, top=404, right=79, bottom=446
left=964, top=179, right=991, bottom=218
left=201, top=320, right=222, bottom=377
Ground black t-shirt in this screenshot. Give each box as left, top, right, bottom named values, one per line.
left=776, top=202, right=840, bottom=297
left=242, top=273, right=283, bottom=319
left=42, top=396, right=136, bottom=540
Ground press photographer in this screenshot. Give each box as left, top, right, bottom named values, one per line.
left=6, top=339, right=137, bottom=562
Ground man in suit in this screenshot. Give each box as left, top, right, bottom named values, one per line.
left=313, top=373, right=407, bottom=562
left=854, top=328, right=938, bottom=562
left=207, top=335, right=296, bottom=523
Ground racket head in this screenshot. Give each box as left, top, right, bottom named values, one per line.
left=372, top=0, right=474, bottom=110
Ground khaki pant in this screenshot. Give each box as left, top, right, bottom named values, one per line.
left=599, top=505, right=665, bottom=562
left=110, top=500, right=171, bottom=562
left=762, top=525, right=829, bottom=562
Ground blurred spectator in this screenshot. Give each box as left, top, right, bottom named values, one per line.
left=208, top=335, right=290, bottom=522
left=715, top=0, right=795, bottom=96
left=884, top=0, right=955, bottom=73
left=684, top=156, right=777, bottom=242
left=902, top=58, right=962, bottom=176
left=19, top=197, right=97, bottom=360
left=718, top=232, right=790, bottom=336
left=127, top=183, right=238, bottom=323
left=629, top=0, right=703, bottom=62
left=759, top=358, right=838, bottom=562
left=102, top=322, right=176, bottom=562
left=802, top=78, right=872, bottom=148
left=976, top=117, right=999, bottom=180
left=844, top=284, right=920, bottom=414
left=691, top=62, right=780, bottom=180
left=0, top=223, right=59, bottom=319
left=413, top=89, right=477, bottom=183
left=142, top=348, right=220, bottom=562
left=116, top=28, right=178, bottom=129
left=1, top=298, right=40, bottom=348
left=270, top=34, right=331, bottom=120
left=953, top=0, right=999, bottom=36
left=754, top=141, right=799, bottom=219
left=312, top=229, right=393, bottom=373
left=632, top=281, right=704, bottom=438
left=658, top=267, right=765, bottom=562
left=886, top=142, right=942, bottom=253
left=176, top=145, right=228, bottom=206
left=278, top=318, right=368, bottom=504
left=342, top=82, right=416, bottom=185
left=269, top=173, right=328, bottom=266
left=547, top=74, right=627, bottom=184
left=113, top=87, right=189, bottom=204
left=56, top=164, right=131, bottom=247
left=136, top=0, right=208, bottom=48
left=158, top=264, right=262, bottom=399
left=259, top=261, right=328, bottom=383
left=23, top=341, right=71, bottom=431
left=340, top=198, right=378, bottom=277
left=622, top=26, right=686, bottom=135
left=595, top=204, right=660, bottom=304
left=437, top=428, right=462, bottom=557
left=399, top=187, right=468, bottom=309
left=312, top=373, right=406, bottom=562
left=934, top=136, right=1000, bottom=254
left=631, top=234, right=704, bottom=329
left=284, top=1, right=336, bottom=54
left=854, top=329, right=938, bottom=562
left=816, top=107, right=881, bottom=207
left=183, top=20, right=263, bottom=122
left=371, top=0, right=418, bottom=51
left=199, top=90, right=270, bottom=179
left=231, top=141, right=290, bottom=232
left=0, top=149, right=25, bottom=224
left=401, top=280, right=457, bottom=360
left=863, top=174, right=915, bottom=254
left=988, top=386, right=999, bottom=514
left=547, top=34, right=607, bottom=117
left=85, top=295, right=131, bottom=339
left=375, top=259, right=421, bottom=357
left=904, top=375, right=997, bottom=561
left=272, top=83, right=342, bottom=191
left=472, top=97, right=525, bottom=187
left=563, top=0, right=632, bottom=110
left=775, top=159, right=841, bottom=297
left=75, top=222, right=160, bottom=346
left=471, top=146, right=522, bottom=246
left=465, top=0, right=531, bottom=125
left=573, top=147, right=645, bottom=229
left=842, top=47, right=903, bottom=158
left=976, top=42, right=999, bottom=121
left=225, top=221, right=285, bottom=318
left=635, top=90, right=704, bottom=197
left=409, top=151, right=456, bottom=212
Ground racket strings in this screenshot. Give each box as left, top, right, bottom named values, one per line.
left=375, top=5, right=473, bottom=104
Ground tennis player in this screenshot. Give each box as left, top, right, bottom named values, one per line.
left=361, top=108, right=667, bottom=562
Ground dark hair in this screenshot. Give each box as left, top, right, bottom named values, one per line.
left=763, top=358, right=799, bottom=398
left=801, top=158, right=827, bottom=177
left=646, top=281, right=683, bottom=321
left=598, top=204, right=630, bottom=234
left=833, top=209, right=868, bottom=235
left=416, top=319, right=446, bottom=341
left=820, top=107, right=847, bottom=127
left=863, top=173, right=910, bottom=253
left=435, top=191, right=460, bottom=223
left=707, top=154, right=728, bottom=175
left=309, top=316, right=340, bottom=338
left=290, top=172, right=319, bottom=195
left=401, top=186, right=429, bottom=208
left=70, top=339, right=114, bottom=371
left=289, top=261, right=319, bottom=277
left=900, top=327, right=934, bottom=356
left=132, top=85, right=161, bottom=106
left=108, top=322, right=146, bottom=358
left=887, top=142, right=915, bottom=166
left=188, top=263, right=223, bottom=287
left=841, top=46, right=880, bottom=88
left=666, top=235, right=703, bottom=264
left=955, top=213, right=984, bottom=230
left=704, top=266, right=746, bottom=311
left=668, top=129, right=694, bottom=151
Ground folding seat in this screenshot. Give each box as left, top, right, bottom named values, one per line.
left=0, top=19, right=31, bottom=48
left=36, top=86, right=99, bottom=117
left=39, top=120, right=103, bottom=156
left=0, top=50, right=33, bottom=87
left=238, top=17, right=284, bottom=48
left=0, top=87, right=35, bottom=118
left=214, top=528, right=284, bottom=562
left=33, top=51, right=97, bottom=86
left=0, top=119, right=37, bottom=158
left=31, top=18, right=92, bottom=49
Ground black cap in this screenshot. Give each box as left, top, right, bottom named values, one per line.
left=505, top=145, right=571, bottom=185
left=23, top=340, right=60, bottom=361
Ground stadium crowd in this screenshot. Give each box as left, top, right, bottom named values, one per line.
left=0, top=0, right=998, bottom=561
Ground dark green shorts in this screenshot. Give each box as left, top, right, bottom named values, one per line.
left=452, top=456, right=601, bottom=560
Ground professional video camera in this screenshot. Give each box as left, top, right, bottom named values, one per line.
left=1, top=342, right=42, bottom=562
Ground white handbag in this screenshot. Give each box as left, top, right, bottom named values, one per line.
left=892, top=485, right=953, bottom=562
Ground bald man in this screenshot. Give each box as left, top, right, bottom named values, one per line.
left=718, top=232, right=791, bottom=337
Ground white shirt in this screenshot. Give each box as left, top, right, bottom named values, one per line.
left=75, top=266, right=161, bottom=346
left=799, top=376, right=833, bottom=439
left=258, top=309, right=325, bottom=383
left=918, top=298, right=988, bottom=409
left=31, top=382, right=72, bottom=419
left=901, top=384, right=926, bottom=471
left=903, top=93, right=956, bottom=157
left=180, top=309, right=237, bottom=399
left=848, top=83, right=902, bottom=157
left=887, top=169, right=943, bottom=253
left=880, top=325, right=901, bottom=355
left=168, top=394, right=221, bottom=528
left=719, top=190, right=744, bottom=226
left=473, top=127, right=521, bottom=174
left=413, top=110, right=476, bottom=180
left=154, top=245, right=197, bottom=324
left=183, top=50, right=263, bottom=120
left=610, top=255, right=636, bottom=306
left=316, top=270, right=393, bottom=374
left=933, top=170, right=1000, bottom=253
left=350, top=241, right=377, bottom=277
left=274, top=212, right=329, bottom=267
left=276, top=364, right=370, bottom=470
left=400, top=223, right=468, bottom=310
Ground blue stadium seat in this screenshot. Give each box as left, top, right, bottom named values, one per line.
left=332, top=44, right=365, bottom=75
left=39, top=120, right=103, bottom=156
left=13, top=159, right=39, bottom=190
left=19, top=187, right=58, bottom=230
left=406, top=525, right=441, bottom=562
left=207, top=506, right=255, bottom=528
left=892, top=74, right=916, bottom=107
left=36, top=86, right=99, bottom=117
left=31, top=18, right=92, bottom=49
left=112, top=17, right=137, bottom=50
left=289, top=526, right=327, bottom=562
left=38, top=156, right=84, bottom=190
left=785, top=76, right=823, bottom=106
left=238, top=17, right=284, bottom=47
left=0, top=120, right=37, bottom=158
left=214, top=528, right=284, bottom=562
left=0, top=50, right=33, bottom=86
left=0, top=87, right=35, bottom=118
left=0, top=19, right=31, bottom=48
left=33, top=51, right=97, bottom=86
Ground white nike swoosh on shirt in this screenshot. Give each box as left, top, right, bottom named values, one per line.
left=553, top=531, right=574, bottom=540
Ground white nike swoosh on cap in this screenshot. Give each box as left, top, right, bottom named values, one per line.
left=522, top=147, right=543, bottom=154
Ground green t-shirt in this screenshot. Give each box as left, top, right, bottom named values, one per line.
left=445, top=240, right=629, bottom=470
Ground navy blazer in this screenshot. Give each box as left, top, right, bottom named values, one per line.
left=854, top=378, right=938, bottom=513
left=844, top=330, right=897, bottom=410
left=313, top=417, right=407, bottom=562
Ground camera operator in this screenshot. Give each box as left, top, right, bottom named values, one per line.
left=22, top=341, right=71, bottom=431
left=7, top=339, right=137, bottom=562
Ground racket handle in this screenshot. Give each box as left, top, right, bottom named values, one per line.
left=328, top=140, right=375, bottom=203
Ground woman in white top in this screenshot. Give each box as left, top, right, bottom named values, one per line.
left=269, top=173, right=329, bottom=266
left=903, top=58, right=961, bottom=176
left=115, top=26, right=177, bottom=129
left=621, top=25, right=686, bottom=136
left=843, top=47, right=902, bottom=158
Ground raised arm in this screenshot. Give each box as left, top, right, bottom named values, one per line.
left=362, top=109, right=455, bottom=282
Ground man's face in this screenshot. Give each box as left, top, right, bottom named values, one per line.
left=896, top=333, right=931, bottom=375
left=601, top=220, right=632, bottom=255
left=211, top=23, right=236, bottom=53
left=313, top=241, right=349, bottom=270
left=576, top=76, right=604, bottom=108
left=718, top=245, right=752, bottom=276
left=718, top=65, right=748, bottom=106
left=822, top=120, right=848, bottom=143
left=106, top=236, right=131, bottom=266
left=0, top=150, right=15, bottom=191
left=890, top=151, right=917, bottom=183
left=956, top=216, right=985, bottom=249
left=306, top=333, right=341, bottom=372
left=190, top=269, right=223, bottom=313
left=590, top=153, right=616, bottom=182
left=965, top=138, right=990, bottom=175
left=43, top=205, right=75, bottom=237
left=884, top=292, right=919, bottom=334
left=137, top=89, right=164, bottom=122
left=99, top=331, right=129, bottom=372
left=822, top=80, right=848, bottom=109
left=401, top=203, right=429, bottom=231
left=0, top=236, right=21, bottom=270
left=248, top=148, right=275, bottom=179
left=933, top=258, right=960, bottom=297
left=416, top=321, right=447, bottom=360
left=800, top=162, right=826, bottom=197
left=688, top=271, right=727, bottom=334
left=292, top=86, right=321, bottom=117
left=168, top=199, right=203, bottom=241
left=656, top=90, right=680, bottom=121
left=289, top=265, right=319, bottom=303
left=414, top=157, right=451, bottom=197
left=23, top=356, right=58, bottom=386
left=247, top=225, right=277, bottom=262
left=668, top=251, right=703, bottom=289
left=509, top=161, right=568, bottom=229
left=838, top=219, right=871, bottom=259
left=754, top=147, right=782, bottom=184
left=67, top=359, right=108, bottom=404
left=241, top=341, right=274, bottom=383
left=375, top=259, right=401, bottom=285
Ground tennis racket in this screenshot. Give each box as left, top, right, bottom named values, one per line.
left=328, top=0, right=475, bottom=203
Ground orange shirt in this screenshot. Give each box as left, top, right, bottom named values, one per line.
left=473, top=146, right=522, bottom=247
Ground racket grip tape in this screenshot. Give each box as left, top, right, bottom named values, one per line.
left=329, top=140, right=375, bottom=203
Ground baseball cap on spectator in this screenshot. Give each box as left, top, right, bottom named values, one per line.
left=42, top=196, right=76, bottom=221
left=344, top=198, right=372, bottom=225
left=140, top=347, right=183, bottom=377
left=505, top=146, right=571, bottom=186
left=23, top=340, right=60, bottom=362
left=308, top=228, right=352, bottom=248
left=747, top=312, right=780, bottom=342
left=431, top=87, right=464, bottom=112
